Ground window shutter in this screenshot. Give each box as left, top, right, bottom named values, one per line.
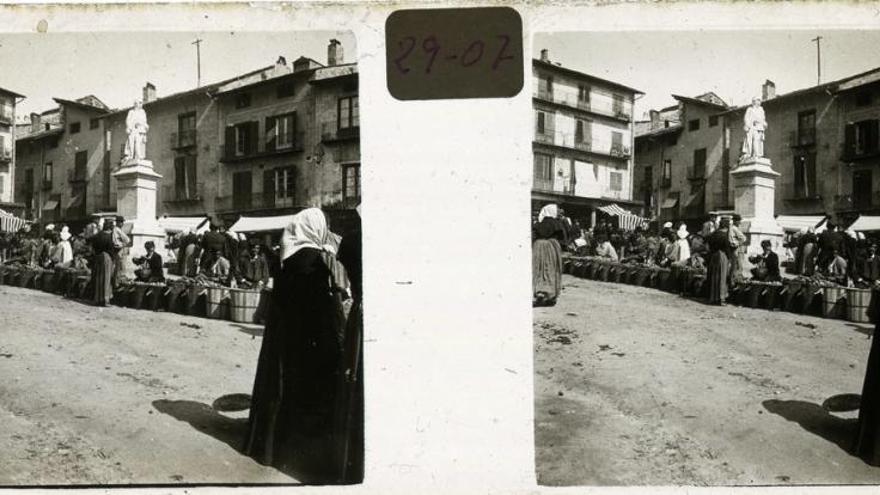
left=265, top=116, right=277, bottom=152
left=807, top=153, right=817, bottom=198
left=224, top=126, right=235, bottom=158
left=263, top=169, right=275, bottom=207
left=249, top=121, right=260, bottom=154
left=536, top=112, right=544, bottom=134
left=845, top=123, right=856, bottom=158
left=290, top=112, right=297, bottom=147
left=187, top=156, right=198, bottom=199
left=174, top=157, right=186, bottom=198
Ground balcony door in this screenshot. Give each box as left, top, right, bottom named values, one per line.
left=232, top=171, right=252, bottom=211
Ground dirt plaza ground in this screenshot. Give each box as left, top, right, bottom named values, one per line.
left=0, top=284, right=293, bottom=485
left=534, top=274, right=880, bottom=486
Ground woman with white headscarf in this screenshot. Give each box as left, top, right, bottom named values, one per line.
left=244, top=207, right=347, bottom=483
left=532, top=204, right=564, bottom=307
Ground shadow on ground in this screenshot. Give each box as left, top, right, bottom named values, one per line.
left=763, top=398, right=858, bottom=454
left=230, top=324, right=263, bottom=338
left=153, top=398, right=251, bottom=454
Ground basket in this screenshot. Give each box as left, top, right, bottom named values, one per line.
left=230, top=288, right=262, bottom=323
left=822, top=286, right=847, bottom=319
left=207, top=286, right=231, bottom=320
left=847, top=287, right=874, bottom=323
left=185, top=285, right=207, bottom=317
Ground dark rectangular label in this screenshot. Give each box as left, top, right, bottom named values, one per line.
left=386, top=7, right=523, bottom=100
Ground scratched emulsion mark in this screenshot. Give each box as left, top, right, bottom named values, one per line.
left=36, top=19, right=48, bottom=33
left=385, top=7, right=524, bottom=100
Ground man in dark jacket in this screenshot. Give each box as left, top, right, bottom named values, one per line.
left=133, top=241, right=165, bottom=282
left=200, top=222, right=227, bottom=273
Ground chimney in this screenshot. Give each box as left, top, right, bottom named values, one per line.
left=276, top=56, right=287, bottom=69
left=649, top=110, right=660, bottom=129
left=540, top=48, right=549, bottom=62
left=762, top=79, right=776, bottom=101
left=328, top=39, right=343, bottom=66
left=142, top=82, right=156, bottom=103
left=30, top=113, right=41, bottom=134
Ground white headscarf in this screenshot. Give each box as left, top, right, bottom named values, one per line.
left=59, top=226, right=71, bottom=242
left=676, top=225, right=689, bottom=240
left=280, top=207, right=337, bottom=261
left=538, top=204, right=558, bottom=222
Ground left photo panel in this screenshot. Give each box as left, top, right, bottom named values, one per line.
left=0, top=30, right=363, bottom=485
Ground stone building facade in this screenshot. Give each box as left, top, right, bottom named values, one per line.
left=531, top=49, right=642, bottom=224
left=0, top=87, right=24, bottom=210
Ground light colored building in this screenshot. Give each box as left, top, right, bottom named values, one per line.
left=15, top=96, right=110, bottom=223
left=532, top=49, right=642, bottom=225
left=0, top=87, right=24, bottom=213
left=633, top=92, right=730, bottom=227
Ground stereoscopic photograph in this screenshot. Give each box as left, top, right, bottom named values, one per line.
left=531, top=30, right=880, bottom=485
left=0, top=30, right=363, bottom=485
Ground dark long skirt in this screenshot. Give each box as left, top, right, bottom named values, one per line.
left=854, top=294, right=880, bottom=464
left=533, top=238, right=562, bottom=303
left=707, top=250, right=729, bottom=304
left=93, top=252, right=114, bottom=306
left=336, top=299, right=364, bottom=484
left=244, top=248, right=346, bottom=483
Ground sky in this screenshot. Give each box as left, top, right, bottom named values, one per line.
left=0, top=30, right=357, bottom=117
left=534, top=30, right=880, bottom=119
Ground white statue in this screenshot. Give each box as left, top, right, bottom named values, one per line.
left=123, top=99, right=149, bottom=164
left=741, top=97, right=767, bottom=160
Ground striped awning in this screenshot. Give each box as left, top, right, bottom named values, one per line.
left=0, top=208, right=28, bottom=233
left=597, top=204, right=649, bottom=231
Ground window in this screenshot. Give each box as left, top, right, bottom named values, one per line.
left=688, top=119, right=700, bottom=131
left=609, top=171, right=623, bottom=191
left=536, top=112, right=545, bottom=134
left=277, top=81, right=296, bottom=99
left=274, top=167, right=295, bottom=199
left=338, top=96, right=359, bottom=130
left=174, top=155, right=198, bottom=200
left=0, top=135, right=5, bottom=157
left=225, top=121, right=258, bottom=157
left=578, top=85, right=590, bottom=104
left=537, top=76, right=553, bottom=99
left=69, top=122, right=81, bottom=134
left=857, top=91, right=872, bottom=107
left=43, top=162, right=53, bottom=184
left=797, top=110, right=816, bottom=146
left=89, top=118, right=100, bottom=130
left=232, top=171, right=253, bottom=210
left=343, top=164, right=361, bottom=203
left=612, top=94, right=625, bottom=116
left=845, top=119, right=880, bottom=158
left=235, top=93, right=252, bottom=109
left=853, top=169, right=873, bottom=209
left=534, top=153, right=553, bottom=188
left=709, top=115, right=719, bottom=127
left=177, top=112, right=197, bottom=147
left=643, top=166, right=653, bottom=187
left=692, top=148, right=707, bottom=179
left=74, top=150, right=87, bottom=181
left=662, top=159, right=672, bottom=187
left=266, top=113, right=296, bottom=151
left=793, top=153, right=817, bottom=198
left=611, top=131, right=623, bottom=154
left=575, top=120, right=590, bottom=145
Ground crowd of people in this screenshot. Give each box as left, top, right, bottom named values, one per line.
left=786, top=220, right=880, bottom=287
left=1, top=207, right=364, bottom=483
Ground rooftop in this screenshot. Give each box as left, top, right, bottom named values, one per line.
left=532, top=58, right=643, bottom=96
left=0, top=86, right=24, bottom=99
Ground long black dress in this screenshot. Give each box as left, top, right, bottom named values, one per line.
left=854, top=291, right=880, bottom=465
left=244, top=247, right=346, bottom=483
left=336, top=220, right=364, bottom=484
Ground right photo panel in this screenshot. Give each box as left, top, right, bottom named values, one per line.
left=532, top=30, right=880, bottom=486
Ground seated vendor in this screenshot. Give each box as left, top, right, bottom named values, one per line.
left=206, top=248, right=232, bottom=286
left=749, top=240, right=781, bottom=282
left=133, top=241, right=165, bottom=283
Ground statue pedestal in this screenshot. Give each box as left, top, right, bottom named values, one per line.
left=113, top=159, right=166, bottom=276
left=731, top=156, right=784, bottom=262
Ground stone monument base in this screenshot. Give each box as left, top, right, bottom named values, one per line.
left=731, top=156, right=785, bottom=279
left=113, top=159, right=166, bottom=278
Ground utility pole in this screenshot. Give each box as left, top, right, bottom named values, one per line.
left=812, top=35, right=823, bottom=85
left=192, top=38, right=203, bottom=87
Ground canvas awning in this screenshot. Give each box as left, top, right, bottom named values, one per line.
left=849, top=215, right=880, bottom=232
left=42, top=200, right=58, bottom=210
left=661, top=197, right=679, bottom=209
left=0, top=208, right=28, bottom=233
left=597, top=204, right=648, bottom=231
left=775, top=215, right=827, bottom=233
left=229, top=214, right=296, bottom=233
left=65, top=194, right=83, bottom=209
left=158, top=216, right=211, bottom=235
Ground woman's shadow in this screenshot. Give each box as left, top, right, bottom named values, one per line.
left=152, top=395, right=253, bottom=455
left=763, top=398, right=859, bottom=454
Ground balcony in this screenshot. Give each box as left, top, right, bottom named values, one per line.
left=532, top=90, right=632, bottom=122
left=534, top=131, right=631, bottom=160
left=162, top=182, right=205, bottom=204
left=789, top=129, right=816, bottom=148
left=0, top=110, right=11, bottom=125
left=67, top=169, right=88, bottom=183
left=609, top=144, right=631, bottom=158
left=532, top=177, right=575, bottom=196
left=841, top=142, right=880, bottom=162
left=215, top=192, right=297, bottom=213
left=0, top=148, right=11, bottom=162
left=170, top=129, right=197, bottom=150
left=220, top=132, right=305, bottom=162
left=321, top=122, right=360, bottom=143
left=41, top=179, right=53, bottom=190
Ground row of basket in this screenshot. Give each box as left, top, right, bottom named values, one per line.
left=563, top=257, right=876, bottom=324
left=0, top=265, right=270, bottom=324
